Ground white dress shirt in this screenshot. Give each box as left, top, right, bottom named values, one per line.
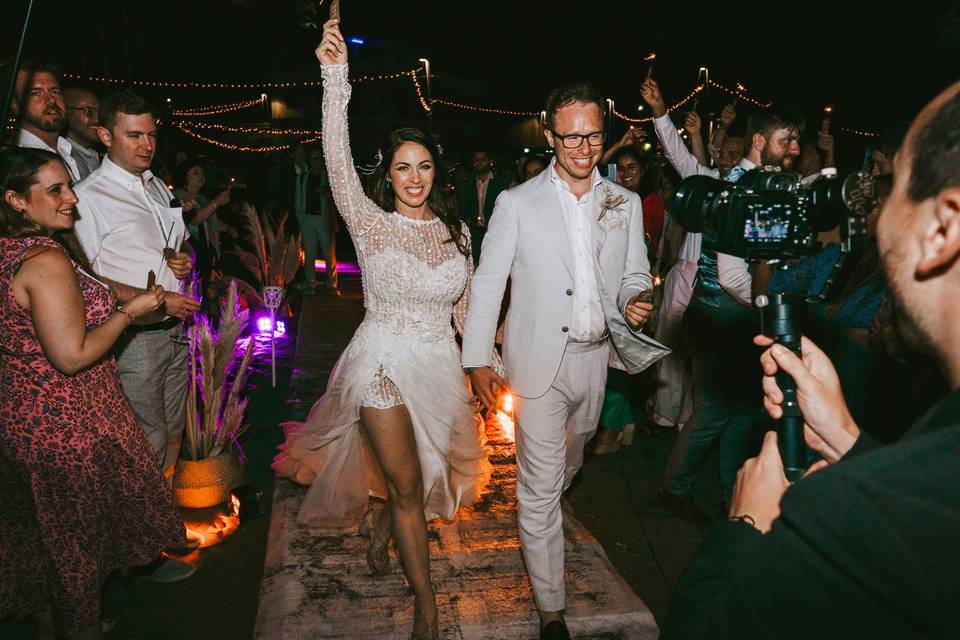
left=17, top=128, right=81, bottom=183
left=73, top=156, right=186, bottom=292
left=547, top=160, right=606, bottom=342
left=654, top=114, right=719, bottom=181
left=716, top=158, right=757, bottom=305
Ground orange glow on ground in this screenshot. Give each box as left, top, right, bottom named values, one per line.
left=182, top=508, right=241, bottom=549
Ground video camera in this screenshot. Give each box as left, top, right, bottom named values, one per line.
left=670, top=167, right=877, bottom=262
left=670, top=167, right=877, bottom=481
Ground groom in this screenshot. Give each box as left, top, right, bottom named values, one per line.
left=462, top=81, right=669, bottom=639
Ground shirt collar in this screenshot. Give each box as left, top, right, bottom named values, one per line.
left=739, top=157, right=757, bottom=171
left=99, top=155, right=156, bottom=189
left=17, top=128, right=72, bottom=157
left=547, top=158, right=603, bottom=196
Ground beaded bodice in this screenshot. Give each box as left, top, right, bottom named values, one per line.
left=321, top=64, right=472, bottom=343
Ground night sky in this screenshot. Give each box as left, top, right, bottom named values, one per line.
left=4, top=1, right=958, bottom=155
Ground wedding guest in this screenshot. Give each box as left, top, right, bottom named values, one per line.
left=0, top=147, right=186, bottom=640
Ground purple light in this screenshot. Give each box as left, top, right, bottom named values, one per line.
left=275, top=320, right=286, bottom=336
left=314, top=260, right=361, bottom=275
left=256, top=316, right=274, bottom=333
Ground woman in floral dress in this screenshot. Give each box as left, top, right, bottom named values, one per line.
left=0, top=148, right=185, bottom=639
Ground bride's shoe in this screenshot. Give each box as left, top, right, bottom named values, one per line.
left=367, top=528, right=391, bottom=575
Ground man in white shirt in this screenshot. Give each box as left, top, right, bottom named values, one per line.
left=651, top=84, right=802, bottom=523
left=63, top=87, right=102, bottom=180
left=463, top=81, right=666, bottom=640
left=10, top=61, right=81, bottom=182
left=642, top=80, right=745, bottom=436
left=74, top=89, right=199, bottom=482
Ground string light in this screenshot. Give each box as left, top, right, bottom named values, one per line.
left=61, top=69, right=417, bottom=89
left=173, top=122, right=320, bottom=152
left=613, top=85, right=705, bottom=123
left=840, top=127, right=879, bottom=138
left=432, top=98, right=539, bottom=117
left=172, top=120, right=322, bottom=136
left=172, top=96, right=266, bottom=117
left=410, top=71, right=432, bottom=112
left=707, top=79, right=772, bottom=108
left=64, top=66, right=884, bottom=149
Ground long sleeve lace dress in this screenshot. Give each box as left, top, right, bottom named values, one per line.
left=272, top=64, right=492, bottom=528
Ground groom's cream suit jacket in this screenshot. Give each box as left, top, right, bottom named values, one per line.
left=462, top=167, right=670, bottom=398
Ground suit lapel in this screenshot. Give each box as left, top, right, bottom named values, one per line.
left=534, top=175, right=574, bottom=279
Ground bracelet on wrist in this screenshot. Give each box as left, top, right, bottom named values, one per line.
left=114, top=302, right=136, bottom=323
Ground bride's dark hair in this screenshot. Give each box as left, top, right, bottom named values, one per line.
left=370, top=127, right=470, bottom=258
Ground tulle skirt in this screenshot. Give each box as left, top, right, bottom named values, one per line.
left=273, top=321, right=491, bottom=528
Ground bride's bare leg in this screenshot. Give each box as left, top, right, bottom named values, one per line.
left=360, top=405, right=437, bottom=636
left=367, top=501, right=392, bottom=574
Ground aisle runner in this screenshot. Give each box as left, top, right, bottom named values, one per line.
left=254, top=296, right=658, bottom=639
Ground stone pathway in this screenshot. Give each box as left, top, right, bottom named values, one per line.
left=254, top=287, right=659, bottom=640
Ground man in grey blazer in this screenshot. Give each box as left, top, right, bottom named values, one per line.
left=462, top=82, right=669, bottom=640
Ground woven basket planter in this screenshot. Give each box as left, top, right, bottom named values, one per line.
left=173, top=452, right=243, bottom=509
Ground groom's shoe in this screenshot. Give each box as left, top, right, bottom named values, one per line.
left=540, top=619, right=570, bottom=640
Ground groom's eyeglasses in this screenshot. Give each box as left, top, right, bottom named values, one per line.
left=550, top=130, right=606, bottom=149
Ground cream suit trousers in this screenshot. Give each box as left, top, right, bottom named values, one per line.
left=513, top=339, right=609, bottom=612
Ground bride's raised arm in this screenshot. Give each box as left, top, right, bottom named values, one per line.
left=317, top=19, right=383, bottom=239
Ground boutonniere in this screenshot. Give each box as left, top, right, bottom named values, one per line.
left=598, top=186, right=626, bottom=221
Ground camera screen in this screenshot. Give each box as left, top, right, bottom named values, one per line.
left=743, top=201, right=791, bottom=243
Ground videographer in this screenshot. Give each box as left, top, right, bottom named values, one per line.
left=657, top=105, right=803, bottom=522
left=661, top=80, right=960, bottom=639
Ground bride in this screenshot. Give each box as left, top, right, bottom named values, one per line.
left=272, top=17, right=493, bottom=640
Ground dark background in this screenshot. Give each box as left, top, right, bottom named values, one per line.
left=3, top=0, right=959, bottom=161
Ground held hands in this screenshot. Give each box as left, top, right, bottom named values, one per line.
left=469, top=367, right=509, bottom=412
left=639, top=78, right=667, bottom=118
left=165, top=251, right=192, bottom=280
left=624, top=292, right=654, bottom=330
left=316, top=19, right=347, bottom=66
left=754, top=335, right=860, bottom=463
left=124, top=285, right=165, bottom=320
left=162, top=291, right=201, bottom=320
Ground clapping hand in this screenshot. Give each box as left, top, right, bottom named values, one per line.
left=316, top=19, right=347, bottom=66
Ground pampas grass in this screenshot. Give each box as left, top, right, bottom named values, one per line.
left=232, top=203, right=301, bottom=306
left=183, top=280, right=255, bottom=461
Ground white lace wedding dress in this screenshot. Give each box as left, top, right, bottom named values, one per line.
left=272, top=64, right=493, bottom=528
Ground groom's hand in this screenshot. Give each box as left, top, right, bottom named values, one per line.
left=469, top=367, right=508, bottom=411
left=625, top=293, right=654, bottom=330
